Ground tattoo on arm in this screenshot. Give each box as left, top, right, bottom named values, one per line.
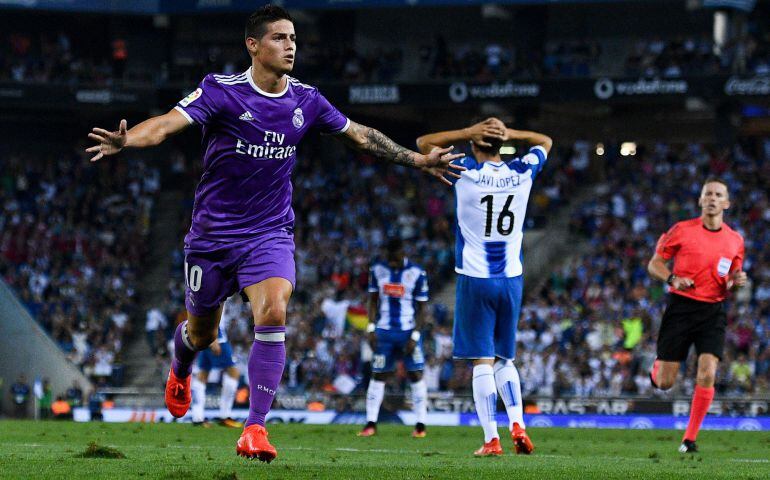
left=346, top=122, right=417, bottom=167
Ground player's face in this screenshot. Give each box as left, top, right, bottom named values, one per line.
left=698, top=182, right=730, bottom=216
left=387, top=250, right=405, bottom=269
left=250, top=20, right=296, bottom=74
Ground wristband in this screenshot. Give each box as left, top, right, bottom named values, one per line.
left=666, top=274, right=676, bottom=286
left=411, top=330, right=421, bottom=342
left=366, top=323, right=375, bottom=333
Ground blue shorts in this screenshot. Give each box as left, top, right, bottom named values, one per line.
left=197, top=341, right=236, bottom=371
left=372, top=328, right=425, bottom=373
left=453, top=274, right=523, bottom=360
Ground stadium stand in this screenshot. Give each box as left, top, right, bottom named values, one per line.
left=151, top=136, right=574, bottom=392
left=147, top=138, right=769, bottom=399
left=0, top=144, right=159, bottom=386
left=524, top=139, right=770, bottom=397
left=1, top=0, right=768, bottom=412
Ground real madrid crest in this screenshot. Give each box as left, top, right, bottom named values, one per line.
left=292, top=108, right=304, bottom=129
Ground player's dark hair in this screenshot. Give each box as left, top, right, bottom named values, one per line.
left=245, top=4, right=293, bottom=40
left=386, top=237, right=403, bottom=255
left=473, top=136, right=504, bottom=155
left=703, top=176, right=728, bottom=189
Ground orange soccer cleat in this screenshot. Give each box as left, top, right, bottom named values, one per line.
left=219, top=417, right=244, bottom=429
left=165, top=368, right=191, bottom=418
left=473, top=437, right=503, bottom=457
left=236, top=424, right=278, bottom=463
left=511, top=423, right=534, bottom=454
left=357, top=422, right=377, bottom=437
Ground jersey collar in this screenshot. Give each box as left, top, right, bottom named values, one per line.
left=246, top=67, right=289, bottom=98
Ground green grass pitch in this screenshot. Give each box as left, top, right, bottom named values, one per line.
left=1, top=420, right=769, bottom=479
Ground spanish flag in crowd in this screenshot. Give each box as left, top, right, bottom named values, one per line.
left=346, top=305, right=369, bottom=330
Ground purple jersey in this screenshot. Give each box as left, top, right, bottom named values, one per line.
left=175, top=67, right=349, bottom=243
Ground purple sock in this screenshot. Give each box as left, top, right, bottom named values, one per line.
left=245, top=325, right=286, bottom=427
left=172, top=321, right=198, bottom=378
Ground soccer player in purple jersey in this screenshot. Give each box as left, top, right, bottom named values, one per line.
left=86, top=4, right=463, bottom=463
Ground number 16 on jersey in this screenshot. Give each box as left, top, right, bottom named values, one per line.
left=480, top=194, right=515, bottom=237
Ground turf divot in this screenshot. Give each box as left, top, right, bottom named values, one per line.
left=76, top=441, right=126, bottom=459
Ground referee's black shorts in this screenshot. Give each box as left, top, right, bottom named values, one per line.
left=656, top=293, right=726, bottom=362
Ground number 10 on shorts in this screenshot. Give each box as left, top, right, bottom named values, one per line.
left=185, top=261, right=203, bottom=292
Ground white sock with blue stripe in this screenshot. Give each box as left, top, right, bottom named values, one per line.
left=191, top=377, right=206, bottom=423
left=365, top=379, right=385, bottom=423
left=411, top=379, right=428, bottom=425
left=494, top=360, right=525, bottom=430
left=219, top=374, right=238, bottom=420
left=472, top=364, right=499, bottom=442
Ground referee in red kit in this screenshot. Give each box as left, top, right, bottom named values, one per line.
left=647, top=177, right=747, bottom=454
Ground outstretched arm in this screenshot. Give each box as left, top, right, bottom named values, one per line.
left=416, top=118, right=506, bottom=154
left=336, top=120, right=465, bottom=186
left=86, top=109, right=191, bottom=162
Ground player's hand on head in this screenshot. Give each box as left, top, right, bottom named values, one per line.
left=86, top=119, right=128, bottom=162
left=467, top=118, right=506, bottom=147
left=422, top=146, right=466, bottom=186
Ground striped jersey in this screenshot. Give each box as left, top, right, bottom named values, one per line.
left=452, top=146, right=548, bottom=278
left=368, top=259, right=429, bottom=330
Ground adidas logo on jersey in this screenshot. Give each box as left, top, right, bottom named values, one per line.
left=239, top=111, right=254, bottom=121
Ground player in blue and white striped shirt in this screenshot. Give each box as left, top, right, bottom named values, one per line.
left=359, top=237, right=429, bottom=438
left=190, top=297, right=242, bottom=428
left=417, top=118, right=552, bottom=456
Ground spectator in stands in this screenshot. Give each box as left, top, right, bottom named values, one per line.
left=37, top=379, right=52, bottom=420
left=10, top=374, right=30, bottom=418
left=66, top=381, right=84, bottom=407
left=51, top=395, right=72, bottom=419
left=145, top=307, right=167, bottom=356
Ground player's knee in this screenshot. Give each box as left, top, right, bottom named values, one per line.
left=657, top=378, right=675, bottom=391
left=372, top=372, right=389, bottom=382
left=188, top=327, right=217, bottom=350
left=253, top=299, right=287, bottom=326
left=696, top=371, right=716, bottom=388
left=408, top=371, right=422, bottom=383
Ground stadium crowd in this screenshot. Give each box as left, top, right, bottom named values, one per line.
left=151, top=138, right=770, bottom=402
left=521, top=139, right=770, bottom=398
left=4, top=24, right=769, bottom=88
left=0, top=143, right=159, bottom=386
left=623, top=36, right=724, bottom=78
left=2, top=129, right=767, bottom=405
left=150, top=136, right=575, bottom=397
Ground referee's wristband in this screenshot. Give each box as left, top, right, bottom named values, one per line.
left=411, top=330, right=421, bottom=342
left=666, top=274, right=676, bottom=286
left=366, top=323, right=376, bottom=333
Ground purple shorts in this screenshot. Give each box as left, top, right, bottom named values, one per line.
left=183, top=230, right=295, bottom=316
